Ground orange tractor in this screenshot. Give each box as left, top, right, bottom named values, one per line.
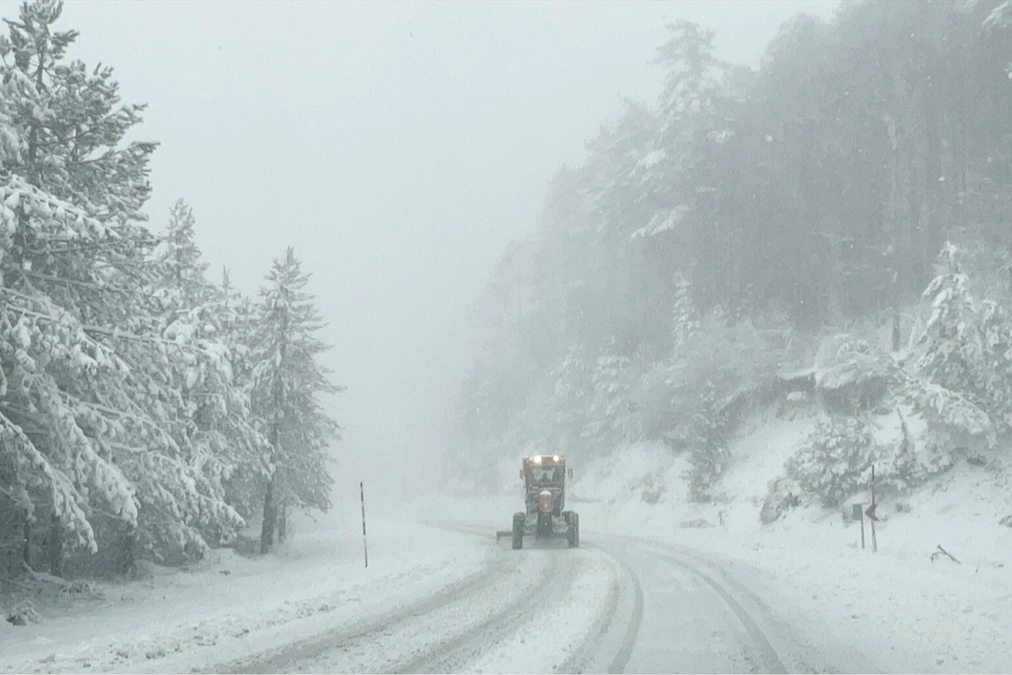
left=497, top=454, right=579, bottom=549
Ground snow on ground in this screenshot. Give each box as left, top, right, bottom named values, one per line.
left=564, top=414, right=1012, bottom=674
left=415, top=417, right=1012, bottom=672
left=0, top=517, right=492, bottom=674
left=2, top=413, right=1011, bottom=674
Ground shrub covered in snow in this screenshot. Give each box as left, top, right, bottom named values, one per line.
left=783, top=416, right=877, bottom=508
left=771, top=403, right=962, bottom=519
left=5, top=600, right=40, bottom=626
left=812, top=335, right=899, bottom=413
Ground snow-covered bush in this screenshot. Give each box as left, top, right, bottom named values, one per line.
left=5, top=600, right=40, bottom=626
left=784, top=416, right=877, bottom=508
left=774, top=403, right=959, bottom=517
left=813, top=334, right=899, bottom=413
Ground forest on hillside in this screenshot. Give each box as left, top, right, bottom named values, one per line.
left=453, top=0, right=1012, bottom=509
left=0, top=1, right=341, bottom=586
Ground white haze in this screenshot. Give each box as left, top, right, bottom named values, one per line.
left=38, top=0, right=839, bottom=512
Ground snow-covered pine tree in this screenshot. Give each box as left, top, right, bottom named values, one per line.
left=251, top=248, right=341, bottom=553
left=141, top=201, right=269, bottom=555
left=0, top=0, right=159, bottom=575
left=684, top=379, right=729, bottom=502
left=635, top=20, right=727, bottom=239
left=0, top=189, right=139, bottom=576
left=671, top=272, right=700, bottom=353
left=0, top=1, right=156, bottom=226
left=783, top=415, right=875, bottom=508
left=979, top=300, right=1012, bottom=433
left=216, top=268, right=272, bottom=525
left=915, top=242, right=983, bottom=395
left=582, top=339, right=636, bottom=453
left=0, top=2, right=247, bottom=573
left=549, top=344, right=594, bottom=456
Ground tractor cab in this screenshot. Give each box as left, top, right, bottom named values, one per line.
left=496, top=454, right=579, bottom=550
left=521, top=454, right=570, bottom=489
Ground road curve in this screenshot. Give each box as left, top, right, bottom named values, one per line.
left=208, top=522, right=878, bottom=674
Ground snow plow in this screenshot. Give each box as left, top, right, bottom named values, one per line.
left=496, top=454, right=579, bottom=549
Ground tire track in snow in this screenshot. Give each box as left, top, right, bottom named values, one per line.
left=648, top=547, right=788, bottom=673
left=208, top=546, right=519, bottom=674
left=387, top=549, right=580, bottom=673
left=555, top=542, right=644, bottom=674
left=651, top=542, right=879, bottom=674
left=415, top=519, right=646, bottom=674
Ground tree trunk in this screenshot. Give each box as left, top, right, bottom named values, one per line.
left=892, top=312, right=901, bottom=353
left=277, top=503, right=287, bottom=544
left=0, top=451, right=17, bottom=579
left=260, top=477, right=275, bottom=555
left=47, top=511, right=62, bottom=577
left=22, top=517, right=31, bottom=570
left=118, top=523, right=136, bottom=577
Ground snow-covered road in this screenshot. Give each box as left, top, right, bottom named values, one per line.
left=196, top=520, right=878, bottom=674
left=208, top=524, right=634, bottom=674
left=606, top=537, right=879, bottom=674
left=4, top=489, right=1008, bottom=674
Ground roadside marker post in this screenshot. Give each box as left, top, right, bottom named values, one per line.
left=360, top=481, right=369, bottom=568
left=869, top=465, right=878, bottom=553
left=852, top=503, right=865, bottom=549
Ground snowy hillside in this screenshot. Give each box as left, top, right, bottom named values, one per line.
left=569, top=401, right=1012, bottom=558
left=554, top=410, right=1012, bottom=673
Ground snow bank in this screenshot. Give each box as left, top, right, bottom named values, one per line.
left=0, top=514, right=492, bottom=675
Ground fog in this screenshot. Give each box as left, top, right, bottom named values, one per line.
left=49, top=0, right=838, bottom=511
left=7, top=2, right=1012, bottom=670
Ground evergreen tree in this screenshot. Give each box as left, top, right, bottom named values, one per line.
left=140, top=202, right=268, bottom=554
left=978, top=300, right=1012, bottom=433
left=0, top=2, right=250, bottom=572
left=915, top=243, right=983, bottom=394
left=684, top=380, right=729, bottom=502
left=251, top=247, right=341, bottom=553
left=0, top=0, right=160, bottom=574
left=583, top=339, right=636, bottom=453
left=216, top=268, right=272, bottom=524
left=670, top=273, right=700, bottom=352
left=548, top=344, right=594, bottom=456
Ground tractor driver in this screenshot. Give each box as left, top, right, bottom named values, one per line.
left=535, top=466, right=562, bottom=484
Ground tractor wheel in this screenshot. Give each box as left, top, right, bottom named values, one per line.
left=512, top=512, right=525, bottom=550
left=568, top=512, right=580, bottom=548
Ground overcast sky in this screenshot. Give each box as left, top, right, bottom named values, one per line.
left=26, top=0, right=840, bottom=511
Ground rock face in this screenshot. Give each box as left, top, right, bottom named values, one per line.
left=1000, top=515, right=1012, bottom=528
left=761, top=478, right=800, bottom=525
